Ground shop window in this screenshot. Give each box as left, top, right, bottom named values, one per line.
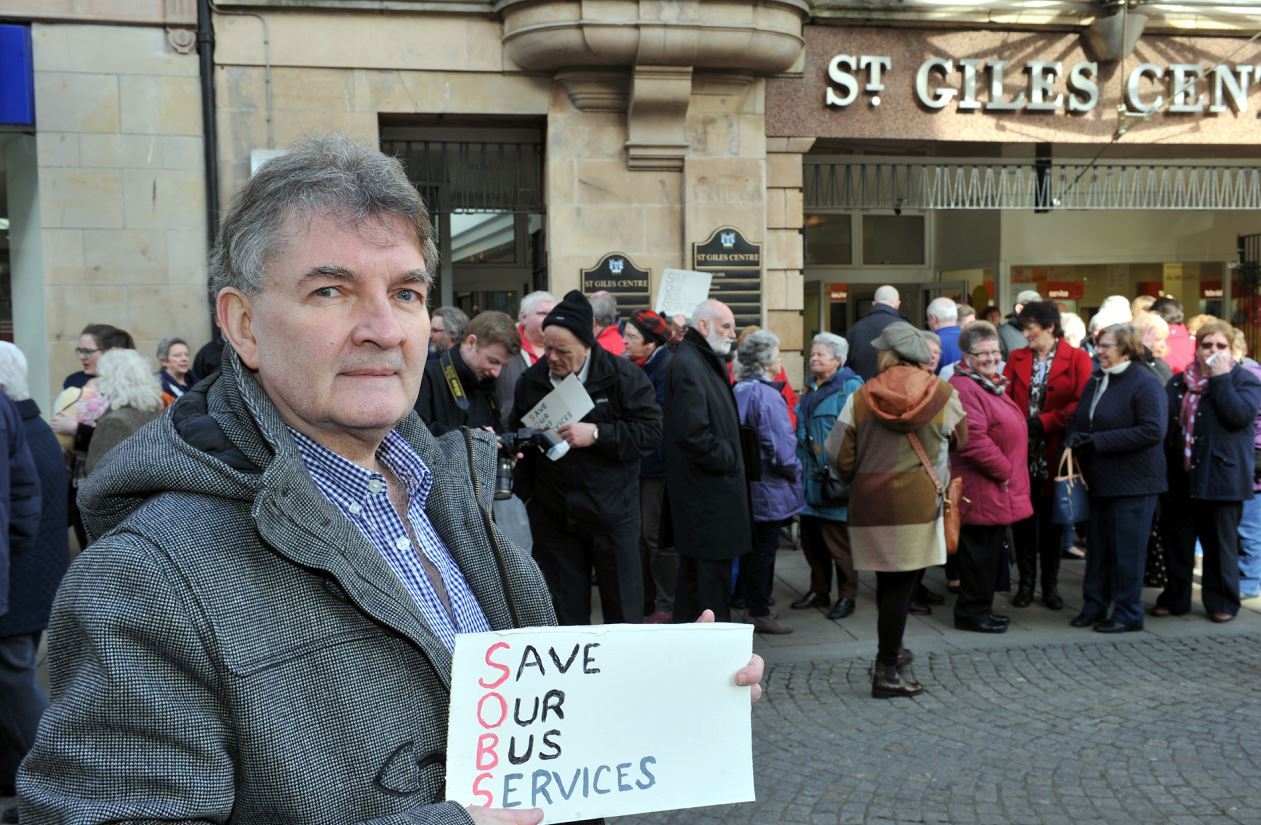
left=862, top=215, right=925, bottom=266
left=804, top=213, right=852, bottom=266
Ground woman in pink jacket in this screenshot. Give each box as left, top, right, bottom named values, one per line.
left=949, top=322, right=1034, bottom=633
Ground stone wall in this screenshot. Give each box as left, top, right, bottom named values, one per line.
left=30, top=22, right=209, bottom=405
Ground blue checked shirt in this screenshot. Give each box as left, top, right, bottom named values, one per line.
left=291, top=428, right=492, bottom=651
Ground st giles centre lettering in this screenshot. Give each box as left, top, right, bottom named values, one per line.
left=825, top=55, right=1257, bottom=116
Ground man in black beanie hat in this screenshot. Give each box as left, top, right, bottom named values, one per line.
left=510, top=290, right=663, bottom=625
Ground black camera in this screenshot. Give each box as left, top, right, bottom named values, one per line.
left=495, top=428, right=571, bottom=500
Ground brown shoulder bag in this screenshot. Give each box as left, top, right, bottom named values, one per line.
left=907, top=432, right=966, bottom=555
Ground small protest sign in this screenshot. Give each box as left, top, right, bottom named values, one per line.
left=445, top=623, right=755, bottom=823
left=654, top=268, right=712, bottom=318
left=521, top=374, right=594, bottom=433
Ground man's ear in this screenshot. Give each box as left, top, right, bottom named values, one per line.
left=217, top=288, right=259, bottom=369
left=461, top=334, right=478, bottom=353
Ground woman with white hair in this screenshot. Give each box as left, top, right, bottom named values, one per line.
left=734, top=330, right=804, bottom=635
left=84, top=349, right=165, bottom=475
left=793, top=332, right=864, bottom=620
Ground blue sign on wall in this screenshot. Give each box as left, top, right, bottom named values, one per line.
left=0, top=25, right=34, bottom=127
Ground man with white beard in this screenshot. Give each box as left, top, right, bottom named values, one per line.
left=664, top=299, right=752, bottom=622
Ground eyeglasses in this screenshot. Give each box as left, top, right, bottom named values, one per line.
left=968, top=350, right=1001, bottom=359
left=1096, top=342, right=1118, bottom=350
left=74, top=347, right=99, bottom=357
left=1199, top=341, right=1229, bottom=350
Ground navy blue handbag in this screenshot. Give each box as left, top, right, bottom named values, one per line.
left=1052, top=448, right=1089, bottom=525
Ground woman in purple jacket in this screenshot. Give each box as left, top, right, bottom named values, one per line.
left=948, top=322, right=1033, bottom=633
left=734, top=330, right=804, bottom=635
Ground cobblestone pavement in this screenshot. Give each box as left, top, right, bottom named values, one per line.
left=612, top=546, right=1261, bottom=825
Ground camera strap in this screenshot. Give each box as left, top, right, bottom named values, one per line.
left=441, top=351, right=470, bottom=412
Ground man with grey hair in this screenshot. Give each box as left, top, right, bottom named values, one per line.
left=494, top=290, right=555, bottom=428
left=429, top=305, right=468, bottom=357
left=925, top=296, right=962, bottom=374
left=17, top=135, right=766, bottom=825
left=847, top=285, right=905, bottom=380
left=664, top=300, right=750, bottom=622
left=588, top=290, right=625, bottom=357
left=1000, top=289, right=1041, bottom=358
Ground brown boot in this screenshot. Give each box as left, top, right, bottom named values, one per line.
left=871, top=661, right=925, bottom=699
left=751, top=614, right=794, bottom=635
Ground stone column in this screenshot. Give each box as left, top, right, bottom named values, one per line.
left=764, top=136, right=814, bottom=388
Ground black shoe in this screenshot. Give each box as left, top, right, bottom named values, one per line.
left=827, top=597, right=855, bottom=620
left=871, top=661, right=924, bottom=698
left=908, top=599, right=932, bottom=616
left=990, top=612, right=1010, bottom=622
left=728, top=594, right=746, bottom=610
left=954, top=615, right=1008, bottom=633
left=1011, top=586, right=1034, bottom=608
left=1070, top=613, right=1101, bottom=628
left=790, top=591, right=829, bottom=610
left=914, top=585, right=945, bottom=605
left=1043, top=589, right=1065, bottom=610
left=1094, top=618, right=1142, bottom=633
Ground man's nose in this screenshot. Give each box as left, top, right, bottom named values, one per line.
left=354, top=293, right=406, bottom=348
left=488, top=364, right=502, bottom=379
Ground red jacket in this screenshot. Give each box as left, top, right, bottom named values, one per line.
left=948, top=375, right=1034, bottom=526
left=1163, top=324, right=1194, bottom=375
left=596, top=324, right=625, bottom=357
left=1003, top=343, right=1094, bottom=494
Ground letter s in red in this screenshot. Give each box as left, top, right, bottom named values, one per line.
left=478, top=642, right=511, bottom=689
left=472, top=772, right=494, bottom=807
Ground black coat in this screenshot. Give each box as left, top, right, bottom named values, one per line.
left=639, top=346, right=672, bottom=478
left=846, top=304, right=905, bottom=381
left=510, top=345, right=661, bottom=529
left=1, top=391, right=41, bottom=620
left=1069, top=363, right=1167, bottom=498
left=1166, top=365, right=1261, bottom=501
left=663, top=328, right=751, bottom=561
left=414, top=347, right=501, bottom=436
left=1, top=399, right=69, bottom=636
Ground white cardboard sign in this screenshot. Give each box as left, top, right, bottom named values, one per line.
left=445, top=623, right=755, bottom=823
left=521, top=374, right=594, bottom=433
left=654, top=268, right=712, bottom=318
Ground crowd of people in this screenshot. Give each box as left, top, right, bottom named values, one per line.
left=3, top=134, right=1261, bottom=823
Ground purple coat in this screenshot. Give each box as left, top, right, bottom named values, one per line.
left=735, top=376, right=804, bottom=523
left=1245, top=361, right=1261, bottom=492
left=948, top=373, right=1034, bottom=527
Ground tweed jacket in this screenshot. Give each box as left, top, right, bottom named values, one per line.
left=828, top=366, right=967, bottom=572
left=19, top=348, right=556, bottom=825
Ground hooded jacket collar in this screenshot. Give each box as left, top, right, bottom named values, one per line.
left=861, top=364, right=950, bottom=432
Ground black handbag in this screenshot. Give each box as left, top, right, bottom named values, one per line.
left=804, top=427, right=848, bottom=507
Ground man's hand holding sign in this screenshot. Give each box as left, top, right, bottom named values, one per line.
left=453, top=611, right=764, bottom=824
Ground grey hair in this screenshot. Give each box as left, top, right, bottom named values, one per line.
left=1099, top=295, right=1134, bottom=324
left=156, top=336, right=188, bottom=361
left=736, top=329, right=781, bottom=379
left=96, top=349, right=165, bottom=413
left=432, top=306, right=469, bottom=339
left=873, top=285, right=900, bottom=306
left=208, top=134, right=438, bottom=301
left=812, top=332, right=848, bottom=364
left=957, top=320, right=999, bottom=355
left=589, top=291, right=619, bottom=327
left=920, top=330, right=941, bottom=346
left=0, top=342, right=30, bottom=402
left=519, top=290, right=556, bottom=320
left=1061, top=312, right=1087, bottom=347
left=926, top=296, right=958, bottom=323
left=1015, top=289, right=1042, bottom=308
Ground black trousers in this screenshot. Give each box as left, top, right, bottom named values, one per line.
left=954, top=524, right=1007, bottom=620
left=741, top=519, right=788, bottom=617
left=1159, top=496, right=1243, bottom=616
left=875, top=570, right=920, bottom=666
left=1012, top=492, right=1061, bottom=593
left=528, top=505, right=643, bottom=625
left=799, top=515, right=857, bottom=600
left=674, top=555, right=733, bottom=623
left=0, top=632, right=46, bottom=793
left=1082, top=495, right=1157, bottom=626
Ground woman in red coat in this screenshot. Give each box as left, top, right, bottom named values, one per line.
left=1003, top=301, right=1094, bottom=610
left=949, top=322, right=1034, bottom=632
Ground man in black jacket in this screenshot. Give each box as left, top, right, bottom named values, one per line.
left=664, top=299, right=750, bottom=622
left=847, top=285, right=904, bottom=380
left=511, top=290, right=661, bottom=625
left=414, top=310, right=519, bottom=436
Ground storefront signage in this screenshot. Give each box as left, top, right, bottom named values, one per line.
left=692, top=228, right=762, bottom=327
left=767, top=27, right=1261, bottom=144
left=827, top=56, right=1255, bottom=116
left=0, top=25, right=34, bottom=127
left=580, top=253, right=650, bottom=313
left=1045, top=281, right=1084, bottom=300
left=1202, top=281, right=1224, bottom=299
left=828, top=283, right=848, bottom=302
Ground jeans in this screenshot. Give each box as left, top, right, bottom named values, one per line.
left=1238, top=494, right=1261, bottom=596
left=742, top=519, right=788, bottom=617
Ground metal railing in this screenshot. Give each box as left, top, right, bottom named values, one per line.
left=381, top=139, right=544, bottom=215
